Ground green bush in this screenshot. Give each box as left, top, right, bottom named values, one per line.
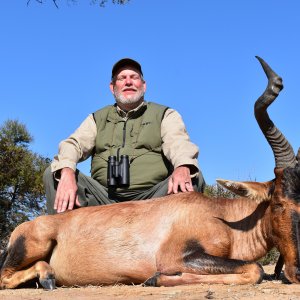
left=258, top=248, right=280, bottom=266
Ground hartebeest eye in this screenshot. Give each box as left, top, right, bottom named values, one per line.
left=282, top=167, right=300, bottom=204
left=272, top=202, right=285, bottom=213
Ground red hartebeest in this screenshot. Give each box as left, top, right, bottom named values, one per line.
left=1, top=57, right=300, bottom=289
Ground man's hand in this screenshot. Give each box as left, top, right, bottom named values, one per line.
left=54, top=168, right=81, bottom=213
left=168, top=165, right=194, bottom=194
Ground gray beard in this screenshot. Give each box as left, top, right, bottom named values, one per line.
left=113, top=88, right=145, bottom=106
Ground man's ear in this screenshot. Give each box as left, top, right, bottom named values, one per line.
left=216, top=179, right=274, bottom=203
left=109, top=82, right=115, bottom=95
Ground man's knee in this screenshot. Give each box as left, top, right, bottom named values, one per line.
left=43, top=166, right=57, bottom=215
left=193, top=170, right=205, bottom=193
left=198, top=170, right=206, bottom=193
left=43, top=165, right=53, bottom=187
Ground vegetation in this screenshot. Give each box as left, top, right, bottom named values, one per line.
left=258, top=248, right=280, bottom=266
left=0, top=120, right=50, bottom=249
left=204, top=183, right=236, bottom=199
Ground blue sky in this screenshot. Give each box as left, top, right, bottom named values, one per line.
left=1, top=0, right=300, bottom=185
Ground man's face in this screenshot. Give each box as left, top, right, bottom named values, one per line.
left=110, top=67, right=146, bottom=109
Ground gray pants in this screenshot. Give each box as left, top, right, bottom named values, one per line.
left=43, top=166, right=205, bottom=215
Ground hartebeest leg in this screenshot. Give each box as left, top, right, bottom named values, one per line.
left=0, top=219, right=57, bottom=289
left=1, top=260, right=55, bottom=289
left=145, top=262, right=263, bottom=286
left=147, top=239, right=264, bottom=286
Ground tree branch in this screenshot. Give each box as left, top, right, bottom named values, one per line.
left=27, top=0, right=129, bottom=8
left=52, top=0, right=59, bottom=8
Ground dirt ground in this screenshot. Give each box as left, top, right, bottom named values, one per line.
left=0, top=265, right=300, bottom=300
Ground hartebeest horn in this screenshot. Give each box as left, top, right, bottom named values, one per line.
left=255, top=56, right=296, bottom=168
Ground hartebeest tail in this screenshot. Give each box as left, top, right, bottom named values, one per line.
left=1, top=57, right=300, bottom=289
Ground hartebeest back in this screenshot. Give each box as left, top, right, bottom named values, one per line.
left=1, top=57, right=300, bottom=289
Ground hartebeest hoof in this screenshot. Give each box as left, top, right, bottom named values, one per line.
left=39, top=274, right=56, bottom=290
left=143, top=272, right=161, bottom=286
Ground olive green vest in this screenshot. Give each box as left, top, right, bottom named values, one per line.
left=91, top=102, right=171, bottom=191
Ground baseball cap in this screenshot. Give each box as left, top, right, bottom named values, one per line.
left=111, top=58, right=143, bottom=79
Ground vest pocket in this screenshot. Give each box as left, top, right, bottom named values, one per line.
left=128, top=152, right=170, bottom=190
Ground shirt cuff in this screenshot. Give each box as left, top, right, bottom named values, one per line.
left=51, top=161, right=77, bottom=181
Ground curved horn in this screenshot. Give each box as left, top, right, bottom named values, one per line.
left=255, top=56, right=296, bottom=168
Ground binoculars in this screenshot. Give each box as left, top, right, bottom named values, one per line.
left=107, top=155, right=130, bottom=187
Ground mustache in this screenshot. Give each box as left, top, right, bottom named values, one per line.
left=122, top=87, right=137, bottom=92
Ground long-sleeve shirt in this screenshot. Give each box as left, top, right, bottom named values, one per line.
left=51, top=103, right=200, bottom=176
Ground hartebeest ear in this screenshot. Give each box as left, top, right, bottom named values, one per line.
left=216, top=179, right=274, bottom=202
left=297, top=148, right=300, bottom=163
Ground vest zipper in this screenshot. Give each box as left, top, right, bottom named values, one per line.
left=122, top=119, right=127, bottom=148
left=117, top=119, right=127, bottom=160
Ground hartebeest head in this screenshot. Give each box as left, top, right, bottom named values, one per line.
left=218, top=57, right=300, bottom=283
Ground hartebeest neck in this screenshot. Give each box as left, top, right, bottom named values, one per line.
left=220, top=198, right=274, bottom=261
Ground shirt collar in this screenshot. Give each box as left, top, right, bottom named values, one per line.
left=116, top=101, right=146, bottom=119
